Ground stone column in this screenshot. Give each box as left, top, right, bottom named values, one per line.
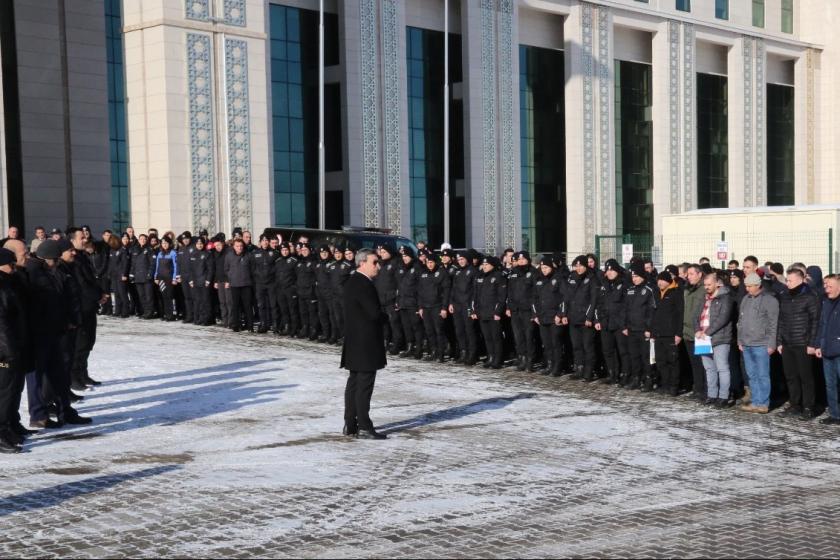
left=794, top=49, right=816, bottom=205
left=0, top=38, right=7, bottom=234
left=727, top=36, right=749, bottom=208
left=651, top=20, right=677, bottom=238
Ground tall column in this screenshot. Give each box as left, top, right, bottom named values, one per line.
left=651, top=21, right=677, bottom=237
left=794, top=49, right=816, bottom=205
left=123, top=0, right=269, bottom=234
left=0, top=39, right=7, bottom=234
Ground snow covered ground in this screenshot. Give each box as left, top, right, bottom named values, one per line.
left=2, top=316, right=840, bottom=558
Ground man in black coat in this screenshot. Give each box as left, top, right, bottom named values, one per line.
left=67, top=228, right=107, bottom=390
left=340, top=248, right=387, bottom=440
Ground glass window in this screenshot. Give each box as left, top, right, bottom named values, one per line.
left=715, top=0, right=728, bottom=19
left=781, top=0, right=793, bottom=33
left=676, top=0, right=690, bottom=12
left=752, top=0, right=765, bottom=27
left=697, top=73, right=729, bottom=209
left=105, top=0, right=129, bottom=231
left=767, top=84, right=795, bottom=205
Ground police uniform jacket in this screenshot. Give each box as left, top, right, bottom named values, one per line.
left=188, top=250, right=215, bottom=286
left=74, top=251, right=104, bottom=312
left=225, top=251, right=255, bottom=288
left=57, top=261, right=83, bottom=328
left=91, top=242, right=109, bottom=280
left=652, top=283, right=685, bottom=338
left=129, top=245, right=154, bottom=283
left=374, top=258, right=400, bottom=306
left=396, top=262, right=421, bottom=310
left=507, top=265, right=536, bottom=312
left=176, top=244, right=194, bottom=283
left=566, top=270, right=598, bottom=325
left=472, top=269, right=507, bottom=319
left=330, top=259, right=354, bottom=300
left=418, top=267, right=451, bottom=311
left=340, top=271, right=387, bottom=372
left=532, top=272, right=565, bottom=324
left=275, top=254, right=297, bottom=291
left=624, top=283, right=655, bottom=332
left=595, top=276, right=627, bottom=332
left=212, top=248, right=229, bottom=284
left=315, top=257, right=334, bottom=299
left=108, top=246, right=130, bottom=281
left=451, top=265, right=476, bottom=307
left=252, top=248, right=278, bottom=285
left=295, top=255, right=317, bottom=300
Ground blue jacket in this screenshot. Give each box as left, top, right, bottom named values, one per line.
left=154, top=250, right=179, bottom=281
left=817, top=297, right=840, bottom=358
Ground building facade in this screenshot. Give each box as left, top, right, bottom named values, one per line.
left=0, top=0, right=837, bottom=255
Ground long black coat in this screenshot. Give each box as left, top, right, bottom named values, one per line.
left=340, top=271, right=387, bottom=372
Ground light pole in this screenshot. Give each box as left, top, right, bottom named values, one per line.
left=318, top=0, right=326, bottom=229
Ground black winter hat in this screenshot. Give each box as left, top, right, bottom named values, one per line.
left=630, top=262, right=646, bottom=277
left=770, top=262, right=785, bottom=276
left=399, top=245, right=416, bottom=258
left=513, top=250, right=531, bottom=262
left=199, top=229, right=209, bottom=237
left=571, top=255, right=588, bottom=267
left=729, top=269, right=745, bottom=280
left=657, top=271, right=673, bottom=284
left=343, top=242, right=357, bottom=253
left=0, top=248, right=16, bottom=266
left=56, top=239, right=74, bottom=254
left=539, top=255, right=554, bottom=268
left=441, top=249, right=454, bottom=258
left=603, top=259, right=622, bottom=273
left=481, top=255, right=500, bottom=268
left=318, top=244, right=330, bottom=253
left=36, top=239, right=62, bottom=260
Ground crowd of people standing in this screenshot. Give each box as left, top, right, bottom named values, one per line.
left=2, top=223, right=839, bottom=453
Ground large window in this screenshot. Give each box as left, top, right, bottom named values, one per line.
left=767, top=84, right=794, bottom=206
left=520, top=45, right=565, bottom=254
left=615, top=61, right=653, bottom=241
left=406, top=27, right=465, bottom=247
left=676, top=0, right=691, bottom=12
left=715, top=0, right=729, bottom=20
left=752, top=0, right=765, bottom=27
left=697, top=73, right=728, bottom=209
left=269, top=5, right=341, bottom=227
left=106, top=0, right=129, bottom=232
left=781, top=0, right=794, bottom=33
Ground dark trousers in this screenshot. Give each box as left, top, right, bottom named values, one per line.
left=112, top=278, right=130, bottom=317
left=627, top=331, right=652, bottom=381
left=511, top=310, right=536, bottom=360
left=399, top=308, right=424, bottom=347
left=421, top=308, right=446, bottom=356
left=781, top=345, right=815, bottom=410
left=330, top=298, right=345, bottom=340
left=180, top=282, right=194, bottom=322
left=298, top=296, right=318, bottom=337
left=0, top=364, right=18, bottom=430
left=255, top=283, right=277, bottom=331
left=684, top=340, right=708, bottom=395
left=71, top=310, right=97, bottom=385
left=318, top=294, right=334, bottom=339
left=217, top=285, right=232, bottom=326
left=538, top=323, right=563, bottom=366
left=569, top=324, right=596, bottom=375
left=278, top=290, right=299, bottom=334
left=479, top=319, right=503, bottom=366
left=192, top=285, right=212, bottom=324
left=384, top=306, right=404, bottom=350
left=157, top=280, right=175, bottom=320
left=229, top=286, right=254, bottom=331
left=135, top=281, right=154, bottom=317
left=344, top=370, right=377, bottom=430
left=98, top=277, right=112, bottom=315
left=452, top=304, right=478, bottom=358
left=28, top=334, right=71, bottom=423
left=655, top=337, right=679, bottom=390
left=601, top=327, right=629, bottom=376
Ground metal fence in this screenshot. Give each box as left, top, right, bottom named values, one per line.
left=596, top=230, right=836, bottom=273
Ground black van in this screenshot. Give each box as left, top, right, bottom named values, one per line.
left=261, top=226, right=417, bottom=254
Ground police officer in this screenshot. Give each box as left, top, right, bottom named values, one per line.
left=0, top=248, right=25, bottom=452
left=652, top=270, right=684, bottom=396
left=533, top=256, right=566, bottom=377
left=188, top=237, right=215, bottom=325
left=595, top=259, right=630, bottom=385
left=315, top=245, right=334, bottom=342
left=450, top=251, right=478, bottom=365
left=212, top=235, right=231, bottom=327
left=328, top=245, right=355, bottom=345
left=396, top=246, right=424, bottom=359
left=252, top=235, right=279, bottom=333
left=295, top=243, right=318, bottom=339
left=566, top=255, right=599, bottom=381
left=472, top=256, right=506, bottom=369
left=153, top=236, right=179, bottom=322
left=507, top=251, right=537, bottom=372
left=275, top=242, right=298, bottom=336
left=623, top=263, right=655, bottom=390
left=418, top=254, right=451, bottom=362
left=129, top=234, right=155, bottom=319
left=176, top=232, right=195, bottom=323
left=374, top=245, right=403, bottom=354
left=109, top=233, right=132, bottom=317
left=225, top=238, right=255, bottom=332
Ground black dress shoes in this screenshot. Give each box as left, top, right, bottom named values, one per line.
left=30, top=419, right=63, bottom=429
left=356, top=428, right=387, bottom=440
left=342, top=424, right=358, bottom=436
left=63, top=414, right=93, bottom=425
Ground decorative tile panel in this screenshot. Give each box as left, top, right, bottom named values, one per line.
left=807, top=48, right=816, bottom=204
left=224, top=38, right=252, bottom=231
left=360, top=0, right=381, bottom=227
left=597, top=6, right=612, bottom=233
left=187, top=33, right=216, bottom=232
left=581, top=3, right=595, bottom=248
left=381, top=0, right=402, bottom=234
left=682, top=23, right=695, bottom=211
left=223, top=0, right=246, bottom=27
left=743, top=36, right=754, bottom=207
left=754, top=38, right=765, bottom=206
left=480, top=0, right=498, bottom=254
left=498, top=0, right=517, bottom=250
left=185, top=0, right=210, bottom=21
left=668, top=20, right=680, bottom=214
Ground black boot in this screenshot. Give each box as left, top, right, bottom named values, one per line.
left=515, top=355, right=526, bottom=372
left=456, top=350, right=467, bottom=364
left=601, top=370, right=616, bottom=385
left=399, top=344, right=414, bottom=358
left=570, top=365, right=583, bottom=380
left=525, top=357, right=537, bottom=372
left=540, top=361, right=552, bottom=376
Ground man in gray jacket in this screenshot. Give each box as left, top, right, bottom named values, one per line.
left=737, top=273, right=779, bottom=413
left=695, top=273, right=735, bottom=407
